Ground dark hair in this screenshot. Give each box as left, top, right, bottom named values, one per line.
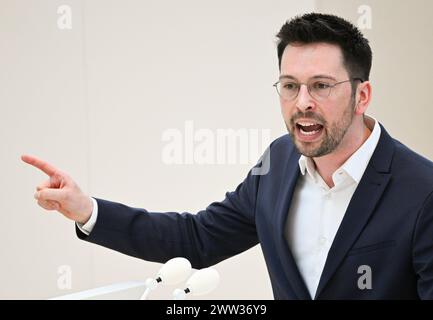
left=276, top=13, right=372, bottom=81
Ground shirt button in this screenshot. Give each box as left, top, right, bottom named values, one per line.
left=324, top=193, right=331, bottom=199
left=319, top=237, right=327, bottom=245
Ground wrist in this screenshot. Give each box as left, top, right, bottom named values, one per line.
left=78, top=197, right=93, bottom=225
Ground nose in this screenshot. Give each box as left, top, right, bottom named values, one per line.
left=295, top=84, right=315, bottom=112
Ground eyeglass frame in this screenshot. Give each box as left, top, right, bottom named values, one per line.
left=273, top=77, right=364, bottom=101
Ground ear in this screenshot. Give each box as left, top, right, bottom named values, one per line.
left=354, top=80, right=372, bottom=116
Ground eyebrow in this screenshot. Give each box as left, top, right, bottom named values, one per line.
left=278, top=74, right=338, bottom=81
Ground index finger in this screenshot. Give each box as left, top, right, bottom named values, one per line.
left=21, top=154, right=59, bottom=177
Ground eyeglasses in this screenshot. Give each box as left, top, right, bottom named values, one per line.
left=273, top=78, right=364, bottom=101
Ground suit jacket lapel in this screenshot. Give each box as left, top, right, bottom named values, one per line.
left=273, top=147, right=312, bottom=299
left=314, top=124, right=395, bottom=299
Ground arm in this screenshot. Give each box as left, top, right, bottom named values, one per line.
left=21, top=151, right=266, bottom=269
left=77, top=167, right=261, bottom=269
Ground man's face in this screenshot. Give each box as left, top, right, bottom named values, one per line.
left=279, top=42, right=356, bottom=158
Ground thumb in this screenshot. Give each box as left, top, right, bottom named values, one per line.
left=35, top=188, right=66, bottom=203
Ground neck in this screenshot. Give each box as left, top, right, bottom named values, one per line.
left=313, top=117, right=372, bottom=188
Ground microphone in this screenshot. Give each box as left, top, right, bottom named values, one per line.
left=140, top=257, right=192, bottom=300
left=172, top=267, right=220, bottom=300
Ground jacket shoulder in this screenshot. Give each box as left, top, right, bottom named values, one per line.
left=392, top=138, right=433, bottom=188
left=269, top=134, right=296, bottom=153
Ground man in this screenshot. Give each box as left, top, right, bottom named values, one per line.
left=22, top=13, right=433, bottom=299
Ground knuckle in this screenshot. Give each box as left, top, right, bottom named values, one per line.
left=35, top=191, right=43, bottom=200
left=39, top=190, right=46, bottom=200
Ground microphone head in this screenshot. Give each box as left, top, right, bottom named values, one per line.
left=157, top=257, right=192, bottom=285
left=172, top=288, right=187, bottom=300
left=185, top=267, right=220, bottom=296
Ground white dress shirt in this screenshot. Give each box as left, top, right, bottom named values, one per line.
left=77, top=115, right=381, bottom=299
left=285, top=115, right=381, bottom=299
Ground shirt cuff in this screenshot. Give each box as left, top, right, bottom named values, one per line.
left=76, top=197, right=98, bottom=236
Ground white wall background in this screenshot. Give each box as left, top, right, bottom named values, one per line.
left=0, top=0, right=314, bottom=299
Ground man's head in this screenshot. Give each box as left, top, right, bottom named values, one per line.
left=275, top=13, right=373, bottom=158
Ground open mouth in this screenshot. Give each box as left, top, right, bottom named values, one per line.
left=295, top=121, right=324, bottom=141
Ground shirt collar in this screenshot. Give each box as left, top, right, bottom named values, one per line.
left=298, top=156, right=317, bottom=180
left=298, top=115, right=381, bottom=185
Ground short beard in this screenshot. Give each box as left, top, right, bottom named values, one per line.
left=287, top=98, right=356, bottom=158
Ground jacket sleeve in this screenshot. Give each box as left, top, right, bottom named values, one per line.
left=413, top=190, right=433, bottom=299
left=76, top=165, right=263, bottom=269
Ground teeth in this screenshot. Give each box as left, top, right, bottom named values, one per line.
left=300, top=127, right=321, bottom=136
left=297, top=122, right=318, bottom=126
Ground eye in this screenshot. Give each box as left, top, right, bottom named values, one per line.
left=282, top=82, right=298, bottom=90
left=312, top=82, right=331, bottom=90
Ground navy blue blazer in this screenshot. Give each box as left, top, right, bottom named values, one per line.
left=77, top=124, right=433, bottom=299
